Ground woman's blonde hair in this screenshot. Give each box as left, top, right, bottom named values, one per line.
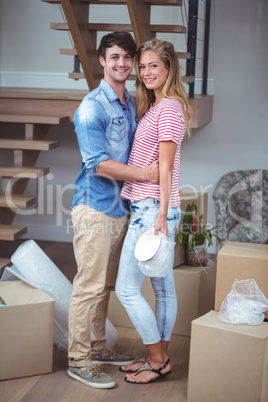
left=135, top=38, right=192, bottom=136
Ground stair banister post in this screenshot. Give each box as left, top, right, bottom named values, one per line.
left=202, top=0, right=211, bottom=96
left=186, top=0, right=199, bottom=99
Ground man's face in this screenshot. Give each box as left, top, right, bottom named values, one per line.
left=99, top=45, right=133, bottom=86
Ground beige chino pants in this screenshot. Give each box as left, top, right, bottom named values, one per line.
left=68, top=204, right=128, bottom=368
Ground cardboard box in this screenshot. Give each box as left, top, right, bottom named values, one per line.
left=187, top=310, right=268, bottom=402
left=174, top=260, right=216, bottom=335
left=215, top=241, right=268, bottom=318
left=108, top=259, right=216, bottom=336
left=0, top=281, right=55, bottom=380
left=174, top=190, right=208, bottom=267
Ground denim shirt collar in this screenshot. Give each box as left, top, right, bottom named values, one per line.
left=99, top=79, right=132, bottom=104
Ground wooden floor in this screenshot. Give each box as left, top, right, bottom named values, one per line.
left=0, top=240, right=190, bottom=402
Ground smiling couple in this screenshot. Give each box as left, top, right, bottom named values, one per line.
left=68, top=31, right=192, bottom=389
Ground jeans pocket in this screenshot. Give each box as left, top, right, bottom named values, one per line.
left=167, top=208, right=181, bottom=238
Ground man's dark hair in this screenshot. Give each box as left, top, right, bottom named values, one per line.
left=97, top=31, right=137, bottom=60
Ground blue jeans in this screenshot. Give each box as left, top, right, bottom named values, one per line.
left=115, top=198, right=181, bottom=345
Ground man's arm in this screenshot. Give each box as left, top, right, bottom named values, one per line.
left=96, top=159, right=159, bottom=184
left=74, top=99, right=159, bottom=183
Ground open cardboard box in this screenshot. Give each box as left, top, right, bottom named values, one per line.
left=0, top=281, right=55, bottom=380
left=215, top=241, right=268, bottom=318
left=187, top=310, right=268, bottom=402
left=174, top=190, right=208, bottom=267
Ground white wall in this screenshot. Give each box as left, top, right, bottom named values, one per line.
left=0, top=0, right=267, bottom=252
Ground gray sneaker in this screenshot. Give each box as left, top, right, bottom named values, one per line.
left=67, top=363, right=115, bottom=389
left=91, top=348, right=136, bottom=366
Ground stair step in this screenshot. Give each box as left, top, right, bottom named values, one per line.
left=41, top=0, right=60, bottom=3
left=43, top=0, right=182, bottom=4
left=0, top=166, right=49, bottom=179
left=81, top=0, right=126, bottom=3
left=0, top=139, right=59, bottom=151
left=69, top=72, right=194, bottom=84
left=188, top=94, right=214, bottom=129
left=82, top=0, right=182, bottom=4
left=88, top=23, right=132, bottom=31
left=51, top=22, right=132, bottom=31
left=60, top=48, right=78, bottom=56
left=0, top=258, right=10, bottom=271
left=42, top=0, right=126, bottom=3
left=177, top=52, right=191, bottom=60
left=61, top=48, right=191, bottom=59
left=183, top=76, right=195, bottom=84
left=150, top=25, right=186, bottom=33
left=0, top=194, right=37, bottom=209
left=145, top=0, right=182, bottom=4
left=0, top=224, right=27, bottom=241
left=51, top=22, right=186, bottom=34
left=0, top=113, right=70, bottom=125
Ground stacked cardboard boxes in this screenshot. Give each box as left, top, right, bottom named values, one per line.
left=187, top=242, right=268, bottom=402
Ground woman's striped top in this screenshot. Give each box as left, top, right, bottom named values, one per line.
left=121, top=97, right=186, bottom=206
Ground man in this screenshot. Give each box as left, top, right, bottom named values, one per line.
left=67, top=32, right=159, bottom=389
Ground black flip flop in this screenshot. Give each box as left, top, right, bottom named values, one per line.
left=124, top=358, right=171, bottom=384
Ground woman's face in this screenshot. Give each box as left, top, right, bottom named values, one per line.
left=139, top=50, right=169, bottom=93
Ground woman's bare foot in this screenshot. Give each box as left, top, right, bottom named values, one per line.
left=125, top=359, right=171, bottom=383
left=120, top=357, right=147, bottom=373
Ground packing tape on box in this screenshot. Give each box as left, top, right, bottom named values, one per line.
left=2, top=240, right=117, bottom=350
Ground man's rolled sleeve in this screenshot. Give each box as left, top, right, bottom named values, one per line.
left=74, top=99, right=110, bottom=174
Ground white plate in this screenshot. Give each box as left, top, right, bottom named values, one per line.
left=134, top=229, right=161, bottom=262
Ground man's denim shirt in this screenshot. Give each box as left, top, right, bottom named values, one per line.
left=72, top=80, right=137, bottom=217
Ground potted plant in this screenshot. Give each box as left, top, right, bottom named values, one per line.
left=178, top=200, right=224, bottom=266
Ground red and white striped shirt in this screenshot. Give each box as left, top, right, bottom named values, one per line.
left=121, top=98, right=186, bottom=206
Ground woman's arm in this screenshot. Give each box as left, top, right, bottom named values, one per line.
left=154, top=140, right=177, bottom=237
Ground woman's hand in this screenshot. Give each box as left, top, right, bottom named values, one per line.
left=154, top=213, right=168, bottom=238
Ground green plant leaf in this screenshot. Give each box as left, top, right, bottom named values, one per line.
left=213, top=234, right=224, bottom=247
left=188, top=234, right=193, bottom=251
left=205, top=233, right=213, bottom=246
left=180, top=199, right=225, bottom=252
left=183, top=200, right=196, bottom=224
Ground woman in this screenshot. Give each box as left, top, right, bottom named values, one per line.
left=115, top=38, right=192, bottom=384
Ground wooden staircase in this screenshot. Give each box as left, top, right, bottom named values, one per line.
left=42, top=0, right=213, bottom=127
left=0, top=88, right=77, bottom=268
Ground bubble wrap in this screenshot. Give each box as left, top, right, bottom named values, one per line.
left=138, top=233, right=175, bottom=278
left=3, top=240, right=117, bottom=349
left=218, top=279, right=268, bottom=325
